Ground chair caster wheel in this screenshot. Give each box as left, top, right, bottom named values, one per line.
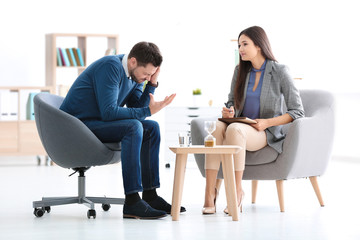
left=102, top=204, right=111, bottom=211
left=34, top=208, right=45, bottom=217
left=165, top=163, right=170, bottom=168
left=43, top=206, right=51, bottom=213
left=87, top=209, right=96, bottom=219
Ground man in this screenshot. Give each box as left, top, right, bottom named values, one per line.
left=60, top=42, right=185, bottom=219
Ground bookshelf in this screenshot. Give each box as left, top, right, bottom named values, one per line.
left=45, top=33, right=119, bottom=95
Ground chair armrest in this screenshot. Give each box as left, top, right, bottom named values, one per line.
left=277, top=108, right=335, bottom=178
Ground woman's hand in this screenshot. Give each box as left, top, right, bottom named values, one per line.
left=222, top=106, right=235, bottom=118
left=250, top=118, right=270, bottom=131
left=251, top=114, right=293, bottom=131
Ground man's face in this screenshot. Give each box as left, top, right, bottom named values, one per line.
left=129, top=61, right=157, bottom=84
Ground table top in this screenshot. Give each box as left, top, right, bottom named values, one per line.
left=169, top=145, right=241, bottom=154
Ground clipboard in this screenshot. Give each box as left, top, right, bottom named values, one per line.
left=218, top=117, right=257, bottom=124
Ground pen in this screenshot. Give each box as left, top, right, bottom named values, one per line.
left=224, top=103, right=233, bottom=113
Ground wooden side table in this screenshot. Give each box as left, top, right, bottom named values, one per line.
left=169, top=145, right=241, bottom=221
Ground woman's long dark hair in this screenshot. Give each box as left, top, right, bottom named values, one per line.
left=234, top=26, right=277, bottom=109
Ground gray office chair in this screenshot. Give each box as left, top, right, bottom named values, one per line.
left=191, top=89, right=335, bottom=212
left=32, top=93, right=124, bottom=219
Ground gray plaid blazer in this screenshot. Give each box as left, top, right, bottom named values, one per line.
left=226, top=60, right=305, bottom=153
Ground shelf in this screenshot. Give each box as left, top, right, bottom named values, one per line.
left=56, top=66, right=87, bottom=69
left=46, top=33, right=119, bottom=95
left=50, top=33, right=119, bottom=38
left=0, top=86, right=53, bottom=91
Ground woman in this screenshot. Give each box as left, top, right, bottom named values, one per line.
left=202, top=26, right=304, bottom=214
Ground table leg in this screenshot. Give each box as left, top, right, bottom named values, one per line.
left=171, top=153, right=188, bottom=221
left=222, top=154, right=239, bottom=221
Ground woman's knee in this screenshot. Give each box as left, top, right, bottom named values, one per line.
left=216, top=121, right=227, bottom=132
left=226, top=123, right=247, bottom=139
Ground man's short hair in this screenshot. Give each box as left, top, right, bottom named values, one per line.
left=128, top=42, right=162, bottom=67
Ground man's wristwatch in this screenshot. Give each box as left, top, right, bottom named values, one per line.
left=147, top=81, right=159, bottom=88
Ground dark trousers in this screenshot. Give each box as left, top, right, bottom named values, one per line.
left=85, top=119, right=160, bottom=194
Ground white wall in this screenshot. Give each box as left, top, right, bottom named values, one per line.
left=0, top=0, right=359, bottom=157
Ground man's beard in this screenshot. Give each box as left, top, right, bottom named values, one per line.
left=130, top=73, right=140, bottom=83
left=129, top=68, right=143, bottom=84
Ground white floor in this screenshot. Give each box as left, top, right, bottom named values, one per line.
left=0, top=156, right=359, bottom=240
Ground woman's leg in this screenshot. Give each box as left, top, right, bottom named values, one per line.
left=204, top=121, right=227, bottom=208
left=204, top=169, right=218, bottom=207
left=225, top=123, right=267, bottom=203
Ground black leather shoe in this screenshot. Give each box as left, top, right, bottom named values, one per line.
left=146, top=196, right=186, bottom=214
left=123, top=199, right=167, bottom=219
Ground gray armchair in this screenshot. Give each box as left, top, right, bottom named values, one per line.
left=32, top=93, right=124, bottom=219
left=191, top=89, right=335, bottom=212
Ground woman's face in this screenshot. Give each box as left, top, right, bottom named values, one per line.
left=238, top=34, right=261, bottom=62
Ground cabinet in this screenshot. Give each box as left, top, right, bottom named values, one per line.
left=0, top=86, right=52, bottom=156
left=45, top=33, right=119, bottom=95
left=164, top=106, right=221, bottom=166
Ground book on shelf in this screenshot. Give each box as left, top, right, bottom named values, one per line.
left=76, top=48, right=85, bottom=66
left=58, top=48, right=66, bottom=66
left=60, top=48, right=70, bottom=66
left=66, top=48, right=77, bottom=67
left=0, top=90, right=18, bottom=121
left=56, top=48, right=85, bottom=67
left=56, top=48, right=62, bottom=66
left=72, top=48, right=81, bottom=66
left=26, top=92, right=38, bottom=120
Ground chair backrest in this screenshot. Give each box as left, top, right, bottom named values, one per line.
left=34, top=93, right=120, bottom=169
left=300, top=89, right=335, bottom=118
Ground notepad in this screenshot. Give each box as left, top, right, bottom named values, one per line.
left=218, top=117, right=257, bottom=124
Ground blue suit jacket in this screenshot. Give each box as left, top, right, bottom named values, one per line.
left=60, top=55, right=156, bottom=123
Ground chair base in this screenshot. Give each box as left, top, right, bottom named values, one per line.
left=32, top=169, right=124, bottom=218
left=33, top=196, right=125, bottom=209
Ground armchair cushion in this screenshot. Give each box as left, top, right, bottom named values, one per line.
left=246, top=146, right=278, bottom=165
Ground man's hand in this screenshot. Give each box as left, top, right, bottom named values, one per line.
left=149, top=67, right=160, bottom=86
left=149, top=93, right=176, bottom=115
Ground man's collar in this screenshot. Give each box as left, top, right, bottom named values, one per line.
left=122, top=54, right=130, bottom=78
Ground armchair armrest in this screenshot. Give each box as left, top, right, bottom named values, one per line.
left=277, top=107, right=335, bottom=179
